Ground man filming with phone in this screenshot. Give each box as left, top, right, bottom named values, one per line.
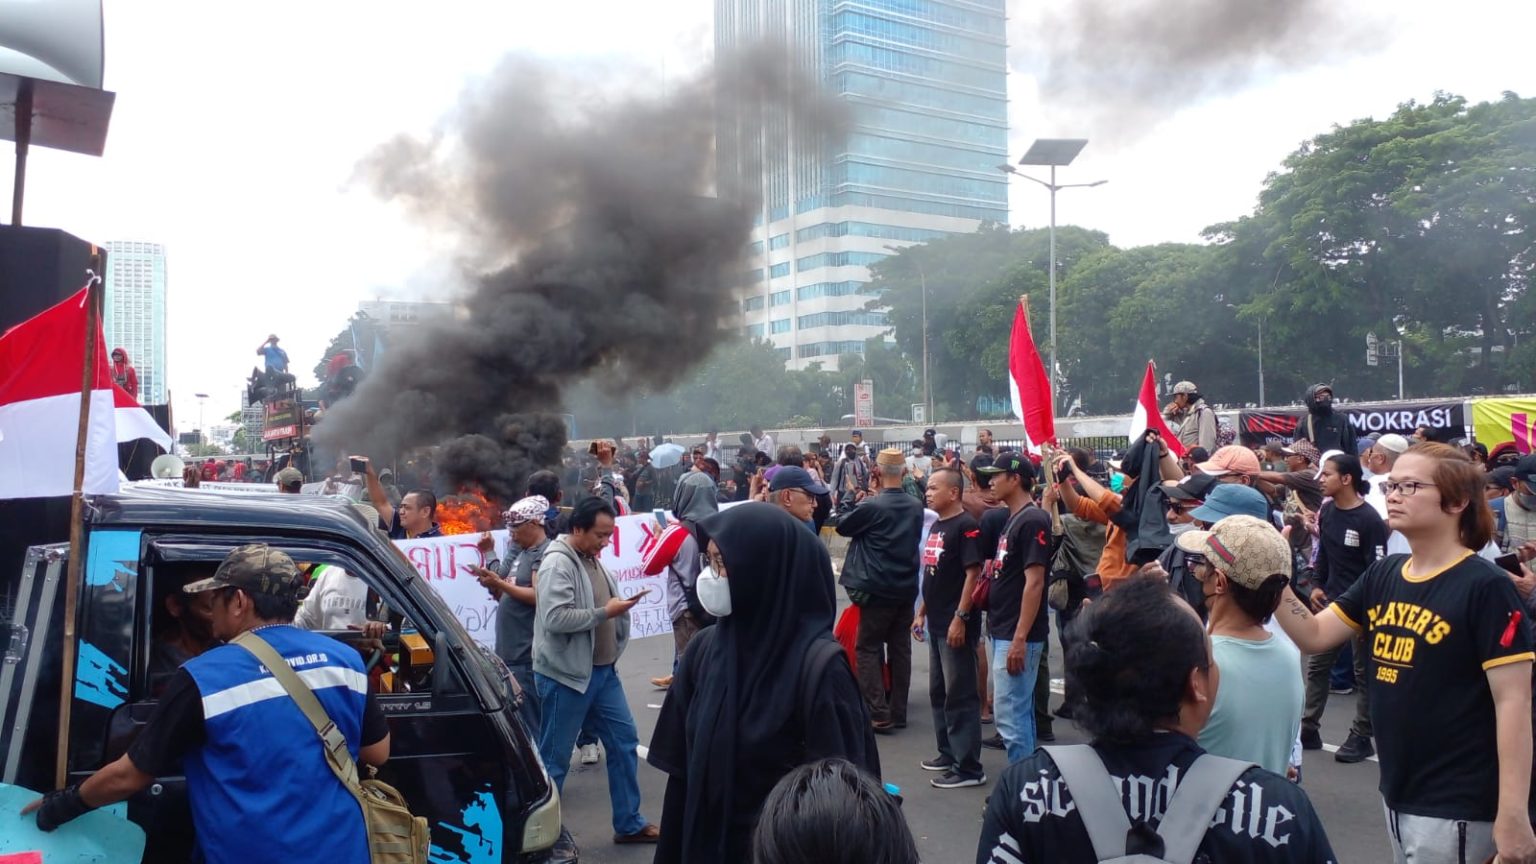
left=533, top=496, right=660, bottom=860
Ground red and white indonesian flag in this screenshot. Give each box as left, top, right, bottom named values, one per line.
left=0, top=288, right=172, bottom=499
left=1128, top=361, right=1185, bottom=459
left=1007, top=296, right=1055, bottom=452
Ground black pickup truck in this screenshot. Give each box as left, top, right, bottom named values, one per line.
left=0, top=485, right=558, bottom=862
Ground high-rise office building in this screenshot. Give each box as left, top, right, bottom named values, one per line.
left=717, top=0, right=1008, bottom=368
left=102, top=241, right=169, bottom=404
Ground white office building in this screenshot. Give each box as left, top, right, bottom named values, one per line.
left=102, top=240, right=169, bottom=404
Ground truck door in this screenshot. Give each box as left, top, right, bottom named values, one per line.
left=142, top=537, right=552, bottom=863
left=0, top=543, right=68, bottom=790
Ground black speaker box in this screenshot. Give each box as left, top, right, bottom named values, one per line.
left=0, top=225, right=101, bottom=334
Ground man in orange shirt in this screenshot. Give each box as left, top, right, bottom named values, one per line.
left=1054, top=433, right=1184, bottom=594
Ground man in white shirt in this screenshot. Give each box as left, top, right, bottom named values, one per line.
left=751, top=425, right=774, bottom=457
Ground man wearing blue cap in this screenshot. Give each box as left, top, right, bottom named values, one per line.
left=768, top=466, right=829, bottom=533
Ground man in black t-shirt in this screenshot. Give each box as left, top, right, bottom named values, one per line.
left=976, top=454, right=1052, bottom=765
left=913, top=467, right=986, bottom=788
left=1300, top=453, right=1388, bottom=762
left=976, top=579, right=1337, bottom=864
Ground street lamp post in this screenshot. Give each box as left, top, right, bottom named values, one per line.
left=194, top=392, right=209, bottom=449
left=998, top=139, right=1106, bottom=409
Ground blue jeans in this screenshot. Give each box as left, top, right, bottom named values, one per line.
left=991, top=639, right=1043, bottom=765
left=536, top=666, right=647, bottom=835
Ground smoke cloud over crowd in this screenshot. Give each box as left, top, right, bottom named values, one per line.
left=314, top=46, right=843, bottom=499
left=1020, top=0, right=1385, bottom=140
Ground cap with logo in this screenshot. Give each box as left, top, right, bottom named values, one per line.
left=274, top=467, right=304, bottom=487
left=1175, top=515, right=1292, bottom=589
left=769, top=466, right=830, bottom=496
left=1196, top=445, right=1261, bottom=478
left=977, top=453, right=1036, bottom=483
left=184, top=543, right=305, bottom=598
left=1188, top=484, right=1270, bottom=523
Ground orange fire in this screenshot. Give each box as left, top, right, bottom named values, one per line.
left=435, top=489, right=501, bottom=536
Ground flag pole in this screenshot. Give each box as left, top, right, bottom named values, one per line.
left=56, top=275, right=102, bottom=788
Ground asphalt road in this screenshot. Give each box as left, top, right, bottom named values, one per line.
left=555, top=613, right=1393, bottom=863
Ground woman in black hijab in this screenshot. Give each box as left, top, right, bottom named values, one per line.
left=648, top=503, right=879, bottom=863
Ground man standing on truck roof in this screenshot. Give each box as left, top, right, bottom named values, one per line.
left=23, top=544, right=391, bottom=864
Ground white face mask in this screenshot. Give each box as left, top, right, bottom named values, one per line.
left=1168, top=521, right=1196, bottom=536
left=696, top=566, right=732, bottom=617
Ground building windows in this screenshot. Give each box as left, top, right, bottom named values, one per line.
left=797, top=281, right=874, bottom=300
left=743, top=296, right=766, bottom=312
left=769, top=262, right=791, bottom=279
left=748, top=240, right=764, bottom=256
left=746, top=323, right=765, bottom=337
left=770, top=318, right=792, bottom=334
left=770, top=290, right=792, bottom=307
left=796, top=251, right=888, bottom=271
left=798, top=311, right=888, bottom=329
left=795, top=221, right=955, bottom=244
left=768, top=233, right=790, bottom=250
left=797, top=340, right=868, bottom=359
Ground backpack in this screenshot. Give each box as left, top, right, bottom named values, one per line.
left=1043, top=745, right=1253, bottom=864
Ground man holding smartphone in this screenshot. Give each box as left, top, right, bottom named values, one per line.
left=533, top=497, right=659, bottom=859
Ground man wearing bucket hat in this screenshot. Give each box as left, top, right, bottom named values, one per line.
left=24, top=544, right=389, bottom=862
left=1176, top=515, right=1304, bottom=775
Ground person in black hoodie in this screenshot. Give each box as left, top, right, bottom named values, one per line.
left=1291, top=384, right=1357, bottom=454
left=837, top=449, right=925, bottom=733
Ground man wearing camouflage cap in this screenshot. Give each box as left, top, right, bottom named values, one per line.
left=25, top=544, right=390, bottom=864
left=1176, top=515, right=1304, bottom=776
left=275, top=465, right=304, bottom=493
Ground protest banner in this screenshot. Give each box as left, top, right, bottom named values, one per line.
left=393, top=510, right=677, bottom=650
left=1472, top=396, right=1536, bottom=456
left=1237, top=399, right=1470, bottom=443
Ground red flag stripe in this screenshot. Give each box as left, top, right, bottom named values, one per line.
left=0, top=287, right=113, bottom=405
left=1007, top=298, right=1055, bottom=448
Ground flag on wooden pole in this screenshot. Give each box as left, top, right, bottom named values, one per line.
left=1007, top=296, right=1055, bottom=451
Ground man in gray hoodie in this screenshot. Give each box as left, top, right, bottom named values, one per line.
left=533, top=497, right=657, bottom=858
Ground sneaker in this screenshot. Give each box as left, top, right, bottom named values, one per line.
left=981, top=733, right=1005, bottom=751
left=931, top=770, right=987, bottom=789
left=1329, top=685, right=1354, bottom=695
left=920, top=757, right=953, bottom=772
left=580, top=743, right=601, bottom=765
left=1299, top=727, right=1322, bottom=751
left=551, top=828, right=579, bottom=863
left=1334, top=732, right=1375, bottom=763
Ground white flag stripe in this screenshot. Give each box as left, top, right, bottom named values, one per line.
left=0, top=390, right=118, bottom=499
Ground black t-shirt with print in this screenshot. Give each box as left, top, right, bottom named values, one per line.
left=988, top=505, right=1053, bottom=643
left=922, top=512, right=983, bottom=619
left=1315, top=500, right=1388, bottom=599
left=1332, top=553, right=1535, bottom=820
left=978, top=507, right=1009, bottom=561
left=975, top=733, right=1337, bottom=864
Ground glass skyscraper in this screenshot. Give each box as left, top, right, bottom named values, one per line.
left=717, top=0, right=1008, bottom=367
left=102, top=241, right=169, bottom=404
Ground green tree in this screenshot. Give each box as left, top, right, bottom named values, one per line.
left=1209, top=92, right=1536, bottom=400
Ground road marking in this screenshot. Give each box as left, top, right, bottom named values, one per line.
left=1049, top=678, right=1378, bottom=762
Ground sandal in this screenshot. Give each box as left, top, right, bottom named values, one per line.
left=614, top=823, right=661, bottom=844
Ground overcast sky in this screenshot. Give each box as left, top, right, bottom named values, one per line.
left=8, top=0, right=1534, bottom=431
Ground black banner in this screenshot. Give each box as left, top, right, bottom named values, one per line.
left=1238, top=400, right=1467, bottom=442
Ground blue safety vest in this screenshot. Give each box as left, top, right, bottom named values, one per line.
left=182, top=625, right=370, bottom=864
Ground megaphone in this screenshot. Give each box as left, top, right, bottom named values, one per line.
left=0, top=0, right=104, bottom=88
left=151, top=454, right=186, bottom=480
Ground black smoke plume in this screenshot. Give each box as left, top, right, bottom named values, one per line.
left=315, top=46, right=843, bottom=500
left=1020, top=0, right=1387, bottom=141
